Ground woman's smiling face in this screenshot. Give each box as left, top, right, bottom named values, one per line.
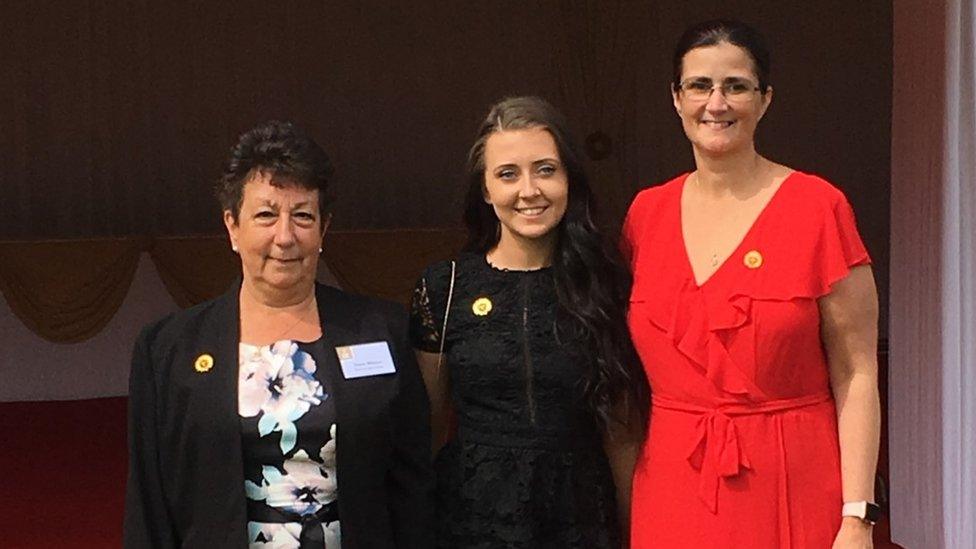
left=482, top=126, right=569, bottom=248
left=673, top=41, right=772, bottom=157
left=224, top=170, right=327, bottom=294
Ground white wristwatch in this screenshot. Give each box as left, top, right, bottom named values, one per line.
left=842, top=501, right=881, bottom=525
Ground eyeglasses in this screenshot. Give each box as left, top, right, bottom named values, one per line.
left=676, top=78, right=762, bottom=103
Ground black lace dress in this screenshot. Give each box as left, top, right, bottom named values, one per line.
left=410, top=253, right=619, bottom=549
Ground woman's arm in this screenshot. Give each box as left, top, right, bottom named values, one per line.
left=123, top=324, right=177, bottom=549
left=603, top=412, right=642, bottom=547
left=820, top=265, right=880, bottom=548
left=415, top=350, right=454, bottom=455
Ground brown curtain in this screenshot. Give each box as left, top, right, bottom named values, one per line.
left=0, top=2, right=577, bottom=239
left=1, top=1, right=891, bottom=334
left=552, top=0, right=664, bottom=226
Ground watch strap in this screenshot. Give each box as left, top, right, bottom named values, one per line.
left=842, top=501, right=881, bottom=524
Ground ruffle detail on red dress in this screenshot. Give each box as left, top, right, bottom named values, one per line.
left=634, top=269, right=762, bottom=397
left=631, top=180, right=870, bottom=399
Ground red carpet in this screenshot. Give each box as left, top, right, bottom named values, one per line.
left=0, top=397, right=127, bottom=549
left=0, top=396, right=901, bottom=548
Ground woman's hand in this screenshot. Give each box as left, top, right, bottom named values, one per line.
left=831, top=517, right=874, bottom=548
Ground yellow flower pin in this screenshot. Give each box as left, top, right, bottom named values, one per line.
left=743, top=250, right=764, bottom=269
left=194, top=353, right=214, bottom=373
left=472, top=297, right=493, bottom=316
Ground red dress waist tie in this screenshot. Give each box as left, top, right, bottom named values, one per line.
left=651, top=392, right=833, bottom=513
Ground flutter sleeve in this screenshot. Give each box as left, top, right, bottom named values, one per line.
left=813, top=187, right=872, bottom=295
left=738, top=176, right=874, bottom=301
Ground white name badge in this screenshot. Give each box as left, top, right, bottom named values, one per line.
left=335, top=341, right=397, bottom=379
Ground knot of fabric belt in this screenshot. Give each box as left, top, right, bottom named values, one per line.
left=298, top=511, right=326, bottom=548
left=686, top=409, right=751, bottom=513
left=247, top=499, right=338, bottom=549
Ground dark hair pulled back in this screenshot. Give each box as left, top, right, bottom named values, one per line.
left=673, top=19, right=771, bottom=93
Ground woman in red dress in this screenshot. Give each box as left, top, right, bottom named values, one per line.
left=624, top=20, right=881, bottom=548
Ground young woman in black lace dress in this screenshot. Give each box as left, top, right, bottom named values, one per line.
left=409, top=96, right=649, bottom=548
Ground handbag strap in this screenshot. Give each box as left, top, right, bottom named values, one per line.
left=435, top=260, right=456, bottom=371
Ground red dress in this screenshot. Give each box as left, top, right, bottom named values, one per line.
left=623, top=172, right=871, bottom=548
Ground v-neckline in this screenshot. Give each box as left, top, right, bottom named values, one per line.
left=679, top=170, right=797, bottom=288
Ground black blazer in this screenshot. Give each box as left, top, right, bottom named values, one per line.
left=124, top=282, right=434, bottom=548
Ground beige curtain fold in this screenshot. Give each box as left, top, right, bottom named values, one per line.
left=150, top=236, right=240, bottom=308
left=322, top=229, right=466, bottom=305
left=0, top=239, right=143, bottom=343
left=0, top=230, right=465, bottom=342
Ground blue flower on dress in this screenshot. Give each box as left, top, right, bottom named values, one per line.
left=239, top=340, right=326, bottom=454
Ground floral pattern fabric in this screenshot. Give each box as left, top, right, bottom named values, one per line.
left=239, top=340, right=340, bottom=548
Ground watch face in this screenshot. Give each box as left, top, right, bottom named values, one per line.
left=865, top=502, right=882, bottom=523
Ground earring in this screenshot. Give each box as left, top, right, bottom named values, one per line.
left=318, top=247, right=323, bottom=253
left=232, top=245, right=238, bottom=252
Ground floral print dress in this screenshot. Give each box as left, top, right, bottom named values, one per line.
left=238, top=340, right=340, bottom=549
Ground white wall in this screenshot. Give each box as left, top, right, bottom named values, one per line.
left=0, top=256, right=177, bottom=401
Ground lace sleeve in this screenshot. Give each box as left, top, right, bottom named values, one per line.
left=409, top=275, right=443, bottom=353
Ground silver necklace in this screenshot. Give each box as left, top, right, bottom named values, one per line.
left=692, top=173, right=723, bottom=269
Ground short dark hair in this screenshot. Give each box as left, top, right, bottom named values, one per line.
left=672, top=19, right=771, bottom=93
left=216, top=120, right=334, bottom=220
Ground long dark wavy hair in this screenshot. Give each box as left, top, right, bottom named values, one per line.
left=463, top=96, right=649, bottom=436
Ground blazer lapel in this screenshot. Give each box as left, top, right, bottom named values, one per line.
left=314, top=284, right=358, bottom=438
left=311, top=284, right=408, bottom=548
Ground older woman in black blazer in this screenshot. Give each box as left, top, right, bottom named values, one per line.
left=124, top=121, right=433, bottom=548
